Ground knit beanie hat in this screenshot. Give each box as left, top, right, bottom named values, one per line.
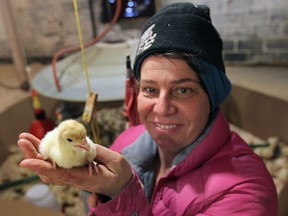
left=133, top=2, right=231, bottom=112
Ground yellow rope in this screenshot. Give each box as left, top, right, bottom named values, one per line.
left=72, top=0, right=91, bottom=94
left=72, top=0, right=101, bottom=143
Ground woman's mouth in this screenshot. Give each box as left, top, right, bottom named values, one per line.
left=155, top=123, right=177, bottom=130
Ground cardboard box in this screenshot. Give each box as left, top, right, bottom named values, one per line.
left=0, top=199, right=64, bottom=216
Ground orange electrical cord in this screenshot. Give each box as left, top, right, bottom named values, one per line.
left=52, top=0, right=122, bottom=92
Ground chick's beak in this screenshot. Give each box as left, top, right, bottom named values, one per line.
left=75, top=139, right=90, bottom=151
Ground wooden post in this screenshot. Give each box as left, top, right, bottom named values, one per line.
left=0, top=0, right=27, bottom=84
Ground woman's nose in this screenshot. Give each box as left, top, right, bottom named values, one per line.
left=153, top=93, right=177, bottom=116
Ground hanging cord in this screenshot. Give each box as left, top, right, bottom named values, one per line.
left=52, top=0, right=122, bottom=92
left=73, top=0, right=104, bottom=144
left=72, top=0, right=91, bottom=93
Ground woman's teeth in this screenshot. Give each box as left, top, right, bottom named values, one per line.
left=156, top=124, right=177, bottom=130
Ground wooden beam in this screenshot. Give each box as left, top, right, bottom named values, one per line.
left=0, top=0, right=27, bottom=84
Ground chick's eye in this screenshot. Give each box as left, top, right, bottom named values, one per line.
left=67, top=138, right=73, bottom=142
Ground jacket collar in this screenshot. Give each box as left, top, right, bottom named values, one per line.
left=121, top=110, right=230, bottom=195
left=170, top=110, right=230, bottom=177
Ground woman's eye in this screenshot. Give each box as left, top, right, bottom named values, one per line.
left=173, top=87, right=196, bottom=98
left=142, top=87, right=158, bottom=95
left=144, top=87, right=156, bottom=93
left=177, top=88, right=190, bottom=94
left=140, top=87, right=159, bottom=98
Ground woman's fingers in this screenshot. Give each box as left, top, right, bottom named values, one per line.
left=87, top=193, right=99, bottom=208
left=95, top=144, right=120, bottom=164
left=20, top=158, right=72, bottom=185
left=20, top=158, right=54, bottom=171
left=19, top=132, right=41, bottom=147
left=18, top=134, right=40, bottom=158
left=93, top=145, right=133, bottom=194
left=18, top=139, right=36, bottom=158
left=87, top=193, right=100, bottom=216
left=94, top=144, right=130, bottom=173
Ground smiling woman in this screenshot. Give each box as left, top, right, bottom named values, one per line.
left=137, top=55, right=210, bottom=153
left=18, top=3, right=278, bottom=216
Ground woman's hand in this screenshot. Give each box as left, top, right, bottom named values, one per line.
left=17, top=133, right=133, bottom=198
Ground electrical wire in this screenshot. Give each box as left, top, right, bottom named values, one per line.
left=88, top=0, right=97, bottom=38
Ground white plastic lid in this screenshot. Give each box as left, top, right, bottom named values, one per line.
left=26, top=183, right=50, bottom=200
left=25, top=183, right=61, bottom=211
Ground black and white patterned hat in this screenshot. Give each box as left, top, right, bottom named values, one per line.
left=133, top=2, right=225, bottom=80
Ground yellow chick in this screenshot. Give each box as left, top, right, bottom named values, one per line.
left=38, top=119, right=98, bottom=175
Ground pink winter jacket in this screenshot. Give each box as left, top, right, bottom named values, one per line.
left=91, top=111, right=277, bottom=215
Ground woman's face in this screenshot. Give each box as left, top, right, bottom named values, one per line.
left=138, top=56, right=210, bottom=153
